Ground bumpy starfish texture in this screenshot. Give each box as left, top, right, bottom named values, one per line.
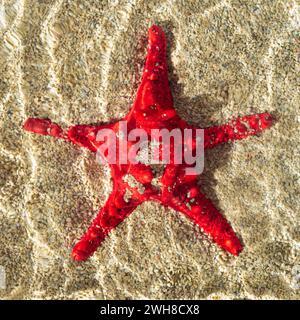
left=24, top=25, right=273, bottom=261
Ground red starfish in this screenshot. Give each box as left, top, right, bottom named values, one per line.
left=24, top=25, right=273, bottom=261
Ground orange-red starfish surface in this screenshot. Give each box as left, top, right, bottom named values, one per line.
left=24, top=25, right=273, bottom=261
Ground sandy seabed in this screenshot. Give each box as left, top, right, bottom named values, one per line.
left=0, top=0, right=299, bottom=299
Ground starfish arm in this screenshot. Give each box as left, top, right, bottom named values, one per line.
left=203, top=112, right=273, bottom=149
left=23, top=118, right=112, bottom=152
left=136, top=25, right=173, bottom=109
left=23, top=118, right=65, bottom=139
left=66, top=123, right=114, bottom=152
left=167, top=187, right=243, bottom=255
left=127, top=25, right=177, bottom=127
left=71, top=191, right=138, bottom=261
